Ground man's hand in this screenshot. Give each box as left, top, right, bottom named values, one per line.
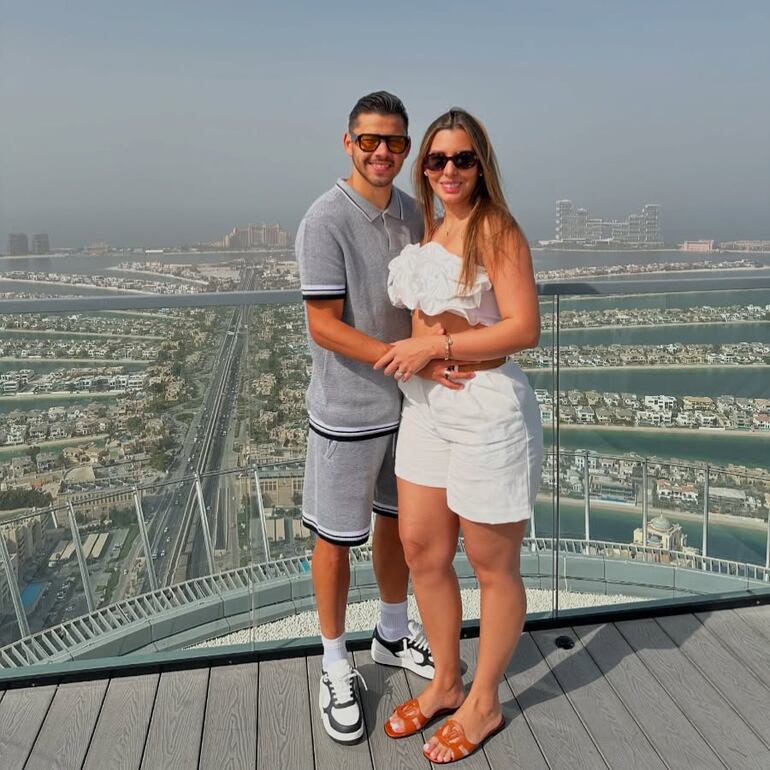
left=417, top=360, right=475, bottom=390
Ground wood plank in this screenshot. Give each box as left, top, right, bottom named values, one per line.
left=733, top=604, right=770, bottom=641
left=140, top=667, right=209, bottom=770
left=257, top=656, right=313, bottom=770
left=25, top=679, right=108, bottom=770
left=199, top=663, right=258, bottom=770
left=351, top=649, right=429, bottom=770
left=306, top=655, right=373, bottom=769
left=531, top=627, right=664, bottom=769
left=83, top=674, right=159, bottom=770
left=0, top=684, right=57, bottom=770
left=616, top=618, right=769, bottom=769
left=574, top=624, right=722, bottom=770
left=656, top=614, right=770, bottom=748
left=696, top=609, right=770, bottom=689
left=504, top=632, right=606, bottom=769
left=460, top=636, right=547, bottom=770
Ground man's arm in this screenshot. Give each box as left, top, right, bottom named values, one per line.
left=305, top=299, right=390, bottom=365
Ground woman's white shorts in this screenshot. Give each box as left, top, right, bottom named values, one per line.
left=395, top=360, right=544, bottom=524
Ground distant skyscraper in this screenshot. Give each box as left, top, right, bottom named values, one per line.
left=7, top=233, right=29, bottom=256
left=556, top=200, right=575, bottom=241
left=31, top=233, right=50, bottom=254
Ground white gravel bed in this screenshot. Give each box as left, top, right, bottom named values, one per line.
left=188, top=588, right=646, bottom=649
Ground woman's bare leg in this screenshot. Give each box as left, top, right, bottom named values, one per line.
left=424, top=517, right=528, bottom=763
left=387, top=477, right=465, bottom=733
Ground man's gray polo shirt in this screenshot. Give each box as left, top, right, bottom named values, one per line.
left=296, top=178, right=423, bottom=441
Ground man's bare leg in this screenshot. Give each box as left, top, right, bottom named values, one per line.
left=312, top=537, right=350, bottom=640
left=372, top=514, right=409, bottom=603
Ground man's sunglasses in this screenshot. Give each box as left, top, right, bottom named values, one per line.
left=424, top=151, right=478, bottom=172
left=351, top=133, right=410, bottom=154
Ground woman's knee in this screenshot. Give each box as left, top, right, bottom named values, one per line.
left=400, top=529, right=454, bottom=574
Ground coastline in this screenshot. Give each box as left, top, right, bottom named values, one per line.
left=522, top=363, right=770, bottom=373
left=105, top=266, right=208, bottom=286
left=541, top=320, right=769, bottom=332
left=0, top=277, right=147, bottom=293
left=536, top=492, right=768, bottom=533
left=0, top=357, right=148, bottom=365
left=0, top=391, right=122, bottom=401
left=0, top=328, right=162, bottom=340
left=552, top=423, right=770, bottom=440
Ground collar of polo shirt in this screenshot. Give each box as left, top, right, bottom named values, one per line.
left=336, top=178, right=405, bottom=223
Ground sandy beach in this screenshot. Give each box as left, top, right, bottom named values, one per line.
left=553, top=423, right=770, bottom=440
left=0, top=328, right=162, bottom=340
left=522, top=363, right=770, bottom=373
left=0, top=357, right=148, bottom=365
left=536, top=492, right=768, bottom=533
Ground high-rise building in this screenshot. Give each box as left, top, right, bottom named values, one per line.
left=31, top=233, right=50, bottom=254
left=643, top=204, right=661, bottom=243
left=556, top=200, right=575, bottom=241
left=7, top=233, right=29, bottom=256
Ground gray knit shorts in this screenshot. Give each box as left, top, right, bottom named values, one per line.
left=301, top=429, right=398, bottom=546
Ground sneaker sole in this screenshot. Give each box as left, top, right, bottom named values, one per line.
left=320, top=712, right=364, bottom=744
left=371, top=639, right=435, bottom=680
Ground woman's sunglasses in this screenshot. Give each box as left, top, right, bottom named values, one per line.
left=351, top=133, right=410, bottom=154
left=424, top=151, right=478, bottom=172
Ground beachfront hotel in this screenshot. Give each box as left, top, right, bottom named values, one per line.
left=555, top=200, right=662, bottom=245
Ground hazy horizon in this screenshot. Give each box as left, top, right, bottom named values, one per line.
left=1, top=1, right=769, bottom=249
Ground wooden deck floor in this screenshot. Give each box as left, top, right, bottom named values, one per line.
left=1, top=605, right=770, bottom=769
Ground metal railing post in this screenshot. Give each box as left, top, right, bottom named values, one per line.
left=583, top=450, right=591, bottom=543
left=765, top=508, right=770, bottom=576
left=702, top=465, right=710, bottom=561
left=66, top=502, right=96, bottom=613
left=0, top=527, right=31, bottom=638
left=133, top=488, right=158, bottom=592
left=642, top=460, right=649, bottom=547
left=252, top=468, right=272, bottom=563
left=193, top=474, right=216, bottom=575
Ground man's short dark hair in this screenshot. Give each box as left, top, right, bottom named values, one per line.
left=348, top=91, right=409, bottom=134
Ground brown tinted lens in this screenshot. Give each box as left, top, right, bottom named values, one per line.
left=424, top=153, right=448, bottom=171
left=454, top=152, right=478, bottom=169
left=385, top=136, right=408, bottom=153
left=356, top=134, right=381, bottom=152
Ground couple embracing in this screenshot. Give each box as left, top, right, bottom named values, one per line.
left=296, top=91, right=543, bottom=764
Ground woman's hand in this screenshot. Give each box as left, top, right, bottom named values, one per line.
left=373, top=336, right=444, bottom=381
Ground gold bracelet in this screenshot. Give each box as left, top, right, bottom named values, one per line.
left=443, top=333, right=453, bottom=360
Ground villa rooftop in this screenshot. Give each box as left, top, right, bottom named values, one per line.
left=1, top=602, right=769, bottom=769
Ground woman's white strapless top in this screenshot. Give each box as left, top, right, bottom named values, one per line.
left=387, top=241, right=501, bottom=326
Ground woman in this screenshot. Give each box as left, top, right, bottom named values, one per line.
left=373, top=108, right=543, bottom=764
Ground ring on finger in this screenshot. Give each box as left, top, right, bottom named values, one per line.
left=395, top=369, right=404, bottom=379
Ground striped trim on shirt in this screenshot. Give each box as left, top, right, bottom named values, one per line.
left=301, top=283, right=346, bottom=300
left=309, top=413, right=400, bottom=441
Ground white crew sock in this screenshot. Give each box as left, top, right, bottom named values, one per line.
left=377, top=599, right=410, bottom=641
left=321, top=632, right=348, bottom=670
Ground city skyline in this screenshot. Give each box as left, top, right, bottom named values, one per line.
left=1, top=2, right=769, bottom=247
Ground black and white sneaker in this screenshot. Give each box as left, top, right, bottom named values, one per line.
left=371, top=619, right=435, bottom=679
left=318, top=659, right=367, bottom=744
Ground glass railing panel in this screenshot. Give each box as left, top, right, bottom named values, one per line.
left=550, top=286, right=770, bottom=613
left=525, top=296, right=559, bottom=617
left=0, top=515, right=28, bottom=647
left=16, top=506, right=86, bottom=631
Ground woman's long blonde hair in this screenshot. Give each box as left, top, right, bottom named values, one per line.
left=413, top=108, right=523, bottom=292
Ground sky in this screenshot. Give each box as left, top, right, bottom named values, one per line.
left=1, top=1, right=769, bottom=248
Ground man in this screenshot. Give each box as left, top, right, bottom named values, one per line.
left=296, top=91, right=471, bottom=744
